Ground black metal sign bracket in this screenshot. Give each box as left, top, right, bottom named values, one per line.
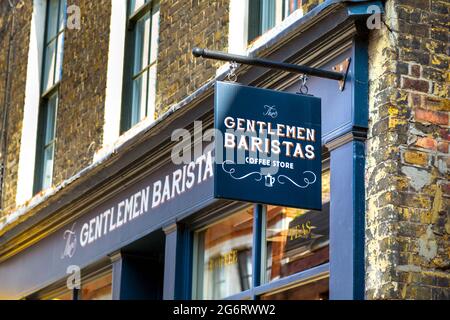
left=192, top=47, right=351, bottom=91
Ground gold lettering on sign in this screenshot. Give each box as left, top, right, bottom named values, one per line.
left=208, top=250, right=238, bottom=270
left=289, top=221, right=313, bottom=241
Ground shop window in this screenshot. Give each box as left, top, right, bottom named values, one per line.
left=264, top=170, right=330, bottom=283
left=248, top=0, right=301, bottom=43
left=34, top=0, right=66, bottom=194
left=79, top=272, right=113, bottom=300
left=193, top=207, right=254, bottom=300
left=30, top=268, right=112, bottom=300
left=40, top=288, right=73, bottom=300
left=192, top=164, right=330, bottom=300
left=51, top=291, right=73, bottom=300
left=261, top=276, right=329, bottom=300
left=121, top=0, right=160, bottom=133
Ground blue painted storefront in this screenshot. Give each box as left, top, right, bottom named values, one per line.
left=0, top=0, right=377, bottom=300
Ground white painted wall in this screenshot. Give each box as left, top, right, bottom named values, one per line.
left=102, top=0, right=127, bottom=149
left=16, top=0, right=47, bottom=205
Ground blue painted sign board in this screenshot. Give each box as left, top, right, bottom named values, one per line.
left=214, top=81, right=322, bottom=210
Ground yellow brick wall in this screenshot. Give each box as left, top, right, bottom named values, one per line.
left=366, top=0, right=449, bottom=299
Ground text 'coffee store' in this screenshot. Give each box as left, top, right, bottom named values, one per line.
left=0, top=2, right=370, bottom=300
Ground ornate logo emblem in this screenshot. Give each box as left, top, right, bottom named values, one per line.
left=263, top=105, right=278, bottom=118
left=61, top=223, right=77, bottom=260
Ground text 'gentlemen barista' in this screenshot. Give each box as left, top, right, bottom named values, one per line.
left=78, top=151, right=214, bottom=248
left=222, top=116, right=317, bottom=160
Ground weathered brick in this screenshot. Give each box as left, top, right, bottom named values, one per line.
left=424, top=96, right=450, bottom=112
left=402, top=77, right=430, bottom=93
left=439, top=128, right=450, bottom=141
left=431, top=1, right=449, bottom=15
left=430, top=54, right=449, bottom=69
left=401, top=49, right=430, bottom=65
left=410, top=64, right=421, bottom=78
left=442, top=183, right=450, bottom=196
left=398, top=20, right=430, bottom=38
left=415, top=108, right=449, bottom=125
left=397, top=0, right=431, bottom=10
left=437, top=141, right=449, bottom=153
left=409, top=93, right=422, bottom=108
left=397, top=61, right=409, bottom=75
left=430, top=26, right=449, bottom=42
left=403, top=151, right=428, bottom=166
left=415, top=137, right=438, bottom=150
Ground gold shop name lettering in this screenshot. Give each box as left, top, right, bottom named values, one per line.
left=208, top=250, right=238, bottom=270
left=289, top=221, right=313, bottom=241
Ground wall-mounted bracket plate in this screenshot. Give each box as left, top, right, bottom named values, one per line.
left=333, top=58, right=351, bottom=91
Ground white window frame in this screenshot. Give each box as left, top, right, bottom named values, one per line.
left=227, top=0, right=304, bottom=56
left=102, top=0, right=128, bottom=149
left=100, top=0, right=160, bottom=159
left=16, top=0, right=48, bottom=205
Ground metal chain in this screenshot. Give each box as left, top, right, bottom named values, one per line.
left=227, top=61, right=238, bottom=82
left=297, top=74, right=309, bottom=95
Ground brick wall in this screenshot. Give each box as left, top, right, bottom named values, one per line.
left=366, top=0, right=449, bottom=299
left=0, top=1, right=32, bottom=216
left=155, top=0, right=229, bottom=116
left=52, top=0, right=111, bottom=186
left=302, top=0, right=325, bottom=13
left=0, top=0, right=229, bottom=216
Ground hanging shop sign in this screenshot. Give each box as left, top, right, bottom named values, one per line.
left=214, top=81, right=322, bottom=210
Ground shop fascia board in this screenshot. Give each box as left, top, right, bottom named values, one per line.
left=0, top=0, right=378, bottom=260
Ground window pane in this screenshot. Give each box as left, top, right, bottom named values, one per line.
left=129, top=0, right=149, bottom=16
left=44, top=95, right=57, bottom=145
left=133, top=13, right=151, bottom=75
left=149, top=4, right=160, bottom=64
left=131, top=71, right=148, bottom=126
left=284, top=0, right=301, bottom=17
left=54, top=33, right=64, bottom=84
left=261, top=277, right=329, bottom=300
left=42, top=144, right=54, bottom=190
left=46, top=0, right=59, bottom=41
left=80, top=272, right=112, bottom=300
left=43, top=40, right=56, bottom=92
left=265, top=170, right=330, bottom=283
left=58, top=0, right=67, bottom=32
left=195, top=207, right=254, bottom=300
left=261, top=0, right=276, bottom=34
left=123, top=1, right=159, bottom=132
left=248, top=0, right=301, bottom=43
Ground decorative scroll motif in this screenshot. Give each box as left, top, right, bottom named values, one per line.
left=222, top=161, right=263, bottom=182
left=277, top=171, right=317, bottom=189
left=222, top=161, right=317, bottom=189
